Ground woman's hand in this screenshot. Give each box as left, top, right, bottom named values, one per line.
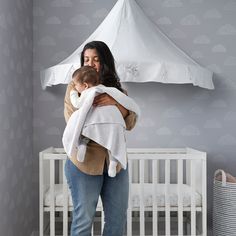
left=93, top=93, right=129, bottom=118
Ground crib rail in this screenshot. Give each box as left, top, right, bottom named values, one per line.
left=39, top=147, right=207, bottom=236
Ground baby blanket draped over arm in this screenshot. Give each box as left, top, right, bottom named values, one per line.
left=62, top=84, right=140, bottom=161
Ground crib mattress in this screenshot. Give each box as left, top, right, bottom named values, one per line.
left=44, top=183, right=201, bottom=208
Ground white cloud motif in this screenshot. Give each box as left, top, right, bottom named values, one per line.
left=193, top=91, right=210, bottom=100
left=211, top=99, right=227, bottom=108
left=70, top=14, right=90, bottom=25
left=38, top=92, right=56, bottom=102
left=9, top=130, right=15, bottom=140
left=180, top=125, right=200, bottom=136
left=51, top=51, right=69, bottom=63
left=191, top=51, right=203, bottom=59
left=168, top=138, right=185, bottom=147
left=51, top=0, right=72, bottom=7
left=144, top=8, right=156, bottom=17
left=180, top=14, right=200, bottom=26
left=224, top=56, right=236, bottom=66
left=212, top=44, right=226, bottom=53
left=0, top=14, right=7, bottom=28
left=162, top=0, right=183, bottom=7
left=0, top=166, right=6, bottom=181
left=149, top=93, right=166, bottom=102
left=169, top=29, right=186, bottom=39
left=224, top=2, right=236, bottom=11
left=190, top=107, right=203, bottom=114
left=156, top=17, right=172, bottom=25
left=33, top=63, right=43, bottom=72
left=33, top=6, right=45, bottom=17
left=218, top=134, right=236, bottom=146
left=38, top=36, right=56, bottom=46
left=163, top=108, right=183, bottom=118
left=134, top=134, right=149, bottom=142
left=217, top=24, right=236, bottom=35
left=52, top=107, right=64, bottom=118
left=46, top=127, right=61, bottom=135
left=93, top=8, right=109, bottom=18
left=2, top=119, right=10, bottom=130
left=58, top=28, right=77, bottom=38
left=11, top=36, right=18, bottom=50
left=190, top=0, right=203, bottom=3
left=0, top=90, right=7, bottom=104
left=204, top=9, right=222, bottom=19
left=224, top=112, right=236, bottom=121
left=206, top=64, right=222, bottom=74
left=11, top=105, right=18, bottom=118
left=33, top=118, right=45, bottom=128
left=156, top=127, right=172, bottom=135
left=193, top=35, right=210, bottom=44
left=80, top=0, right=94, bottom=2
left=46, top=16, right=61, bottom=25
left=137, top=118, right=155, bottom=128
left=16, top=62, right=22, bottom=74
left=220, top=79, right=236, bottom=90
left=204, top=119, right=221, bottom=129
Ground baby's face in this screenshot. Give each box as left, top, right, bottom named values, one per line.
left=74, top=82, right=87, bottom=94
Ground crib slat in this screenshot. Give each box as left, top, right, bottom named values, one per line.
left=190, top=160, right=196, bottom=236
left=50, top=159, right=55, bottom=236
left=152, top=159, right=158, bottom=236
left=127, top=159, right=132, bottom=236
left=202, top=157, right=207, bottom=236
left=165, top=160, right=170, bottom=236
left=139, top=159, right=145, bottom=236
left=62, top=159, right=68, bottom=236
left=177, top=159, right=183, bottom=235
left=101, top=209, right=105, bottom=233
left=39, top=152, right=44, bottom=236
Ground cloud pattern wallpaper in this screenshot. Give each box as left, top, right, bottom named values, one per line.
left=0, top=0, right=34, bottom=235
left=33, top=0, right=236, bottom=233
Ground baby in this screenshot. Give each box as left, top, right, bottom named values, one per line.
left=69, top=66, right=123, bottom=177
left=70, top=66, right=99, bottom=108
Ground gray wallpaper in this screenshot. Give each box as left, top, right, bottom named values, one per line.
left=0, top=0, right=34, bottom=235
left=33, top=0, right=236, bottom=233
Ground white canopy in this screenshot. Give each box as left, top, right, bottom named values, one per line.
left=41, top=0, right=214, bottom=89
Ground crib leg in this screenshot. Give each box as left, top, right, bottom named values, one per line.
left=39, top=152, right=44, bottom=236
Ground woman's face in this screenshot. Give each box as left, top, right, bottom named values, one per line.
left=83, top=49, right=101, bottom=72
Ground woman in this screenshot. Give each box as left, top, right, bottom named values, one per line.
left=64, top=41, right=137, bottom=236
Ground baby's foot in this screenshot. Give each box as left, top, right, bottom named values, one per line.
left=108, top=161, right=117, bottom=177
left=77, top=144, right=87, bottom=162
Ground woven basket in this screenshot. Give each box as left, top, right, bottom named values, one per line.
left=213, top=169, right=236, bottom=236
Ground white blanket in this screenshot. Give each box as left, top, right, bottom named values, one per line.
left=62, top=85, right=140, bottom=168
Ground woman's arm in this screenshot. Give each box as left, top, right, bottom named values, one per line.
left=93, top=93, right=137, bottom=130
left=115, top=103, right=129, bottom=118
left=64, top=81, right=77, bottom=123
left=93, top=93, right=128, bottom=117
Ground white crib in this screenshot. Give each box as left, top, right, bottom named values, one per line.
left=39, top=147, right=207, bottom=236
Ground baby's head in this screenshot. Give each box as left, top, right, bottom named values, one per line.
left=72, top=66, right=99, bottom=93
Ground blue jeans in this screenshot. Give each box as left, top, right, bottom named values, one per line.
left=64, top=158, right=129, bottom=236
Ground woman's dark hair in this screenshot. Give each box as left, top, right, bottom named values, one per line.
left=80, top=41, right=123, bottom=92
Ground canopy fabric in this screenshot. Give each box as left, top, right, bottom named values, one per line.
left=40, top=0, right=214, bottom=89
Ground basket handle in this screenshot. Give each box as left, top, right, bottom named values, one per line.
left=214, top=169, right=226, bottom=186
